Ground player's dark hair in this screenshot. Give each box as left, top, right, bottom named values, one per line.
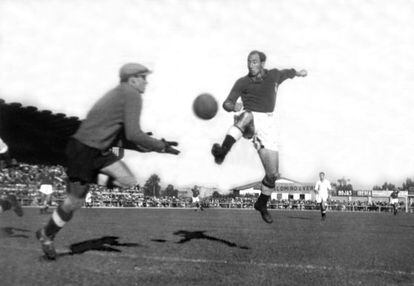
left=319, top=172, right=325, bottom=176
left=248, top=50, right=266, bottom=62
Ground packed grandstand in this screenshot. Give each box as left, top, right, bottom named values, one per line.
left=0, top=162, right=411, bottom=213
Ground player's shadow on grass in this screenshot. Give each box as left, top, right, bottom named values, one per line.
left=57, top=236, right=141, bottom=257
left=286, top=216, right=313, bottom=220
left=0, top=227, right=30, bottom=238
left=399, top=225, right=414, bottom=228
left=173, top=230, right=249, bottom=250
left=151, top=239, right=167, bottom=243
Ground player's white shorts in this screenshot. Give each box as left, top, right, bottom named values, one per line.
left=315, top=191, right=328, bottom=203
left=192, top=197, right=200, bottom=203
left=39, top=184, right=53, bottom=195
left=251, top=112, right=278, bottom=151
left=390, top=198, right=398, bottom=204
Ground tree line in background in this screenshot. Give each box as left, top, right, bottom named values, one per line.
left=373, top=178, right=414, bottom=191
left=333, top=177, right=353, bottom=191
left=142, top=174, right=178, bottom=198
left=329, top=177, right=414, bottom=192
left=137, top=174, right=414, bottom=198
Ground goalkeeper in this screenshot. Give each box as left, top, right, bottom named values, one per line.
left=36, top=63, right=180, bottom=260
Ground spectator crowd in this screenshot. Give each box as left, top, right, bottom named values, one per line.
left=0, top=163, right=410, bottom=212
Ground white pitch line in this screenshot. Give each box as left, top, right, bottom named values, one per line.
left=138, top=255, right=414, bottom=277
left=1, top=245, right=414, bottom=277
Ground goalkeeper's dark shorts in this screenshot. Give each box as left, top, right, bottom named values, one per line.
left=65, top=138, right=118, bottom=184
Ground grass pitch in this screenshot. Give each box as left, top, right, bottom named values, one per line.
left=0, top=208, right=413, bottom=286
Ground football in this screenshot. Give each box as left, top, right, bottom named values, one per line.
left=192, top=93, right=218, bottom=120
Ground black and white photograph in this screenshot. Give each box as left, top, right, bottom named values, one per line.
left=0, top=0, right=413, bottom=285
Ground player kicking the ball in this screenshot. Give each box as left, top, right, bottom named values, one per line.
left=314, top=172, right=332, bottom=221
left=36, top=63, right=180, bottom=260
left=211, top=50, right=307, bottom=223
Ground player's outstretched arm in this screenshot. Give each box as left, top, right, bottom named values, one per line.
left=278, top=68, right=306, bottom=83
left=120, top=140, right=152, bottom=153
left=124, top=92, right=167, bottom=152
left=159, top=138, right=180, bottom=155
left=295, top=69, right=307, bottom=77
left=119, top=136, right=180, bottom=155
left=118, top=131, right=154, bottom=153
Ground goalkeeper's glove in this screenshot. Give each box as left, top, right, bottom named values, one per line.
left=161, top=139, right=180, bottom=155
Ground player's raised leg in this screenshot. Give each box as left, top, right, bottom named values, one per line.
left=212, top=110, right=253, bottom=164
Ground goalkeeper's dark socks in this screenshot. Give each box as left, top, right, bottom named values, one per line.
left=221, top=135, right=236, bottom=155
left=0, top=199, right=12, bottom=211
left=44, top=205, right=73, bottom=238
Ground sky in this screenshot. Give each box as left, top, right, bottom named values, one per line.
left=1, top=0, right=414, bottom=190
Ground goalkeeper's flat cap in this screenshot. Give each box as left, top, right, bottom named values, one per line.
left=119, top=63, right=152, bottom=80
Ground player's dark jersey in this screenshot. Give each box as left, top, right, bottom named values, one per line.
left=223, top=68, right=296, bottom=113
left=191, top=188, right=200, bottom=197
left=39, top=173, right=54, bottom=185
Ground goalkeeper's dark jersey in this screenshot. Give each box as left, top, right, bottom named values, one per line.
left=73, top=83, right=165, bottom=152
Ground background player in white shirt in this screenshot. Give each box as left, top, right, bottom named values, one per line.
left=314, top=172, right=331, bottom=220
left=85, top=192, right=93, bottom=208
left=38, top=184, right=54, bottom=214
